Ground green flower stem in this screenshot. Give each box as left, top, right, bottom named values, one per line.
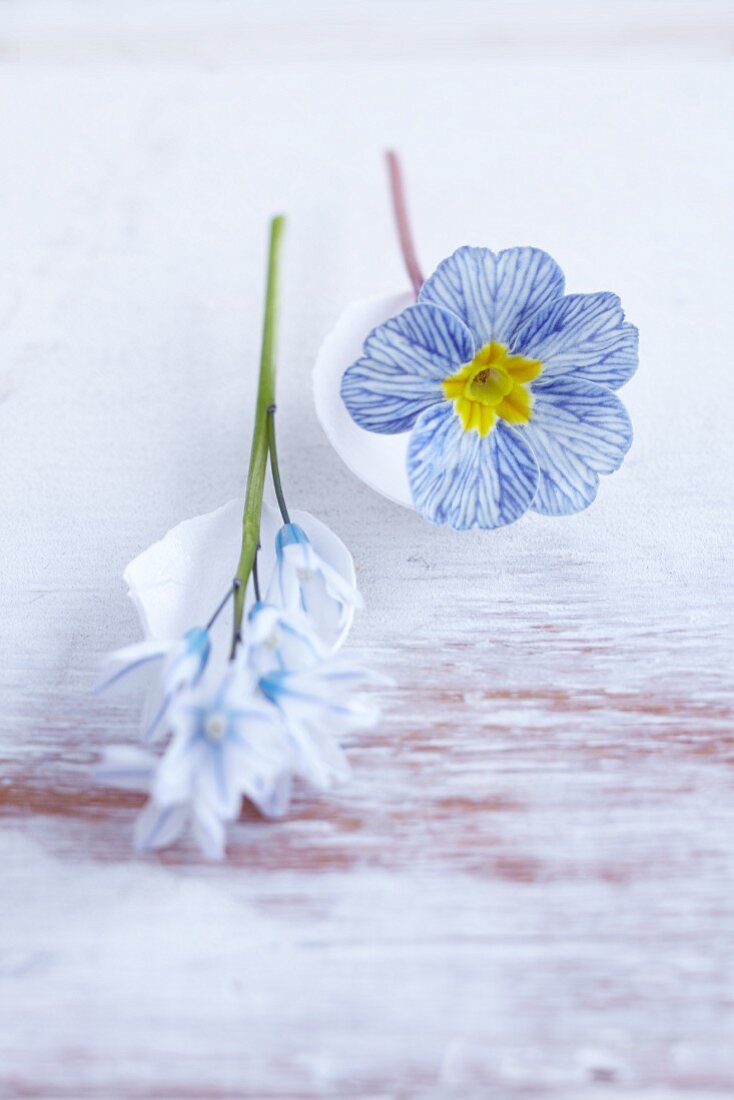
left=231, top=215, right=285, bottom=657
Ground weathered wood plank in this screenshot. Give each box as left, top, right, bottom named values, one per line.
left=1, top=3, right=732, bottom=1096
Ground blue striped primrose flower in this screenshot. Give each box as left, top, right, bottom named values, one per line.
left=314, top=155, right=637, bottom=532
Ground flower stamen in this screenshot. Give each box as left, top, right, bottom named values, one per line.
left=204, top=711, right=228, bottom=742
left=442, top=341, right=542, bottom=436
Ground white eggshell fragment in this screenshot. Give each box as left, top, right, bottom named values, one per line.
left=123, top=500, right=358, bottom=659
left=313, top=291, right=415, bottom=508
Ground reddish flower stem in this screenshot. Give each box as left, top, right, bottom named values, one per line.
left=385, top=150, right=424, bottom=299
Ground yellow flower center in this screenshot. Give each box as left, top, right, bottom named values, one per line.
left=441, top=341, right=543, bottom=436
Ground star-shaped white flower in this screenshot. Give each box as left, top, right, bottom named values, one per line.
left=96, top=672, right=292, bottom=859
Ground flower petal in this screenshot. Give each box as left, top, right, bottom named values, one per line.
left=341, top=303, right=474, bottom=434
left=154, top=724, right=202, bottom=806
left=134, top=799, right=189, bottom=852
left=192, top=798, right=227, bottom=860
left=240, top=766, right=293, bottom=820
left=260, top=661, right=380, bottom=735
left=407, top=402, right=539, bottom=530
left=313, top=291, right=414, bottom=508
left=514, top=292, right=638, bottom=390
left=420, top=246, right=565, bottom=348
left=140, top=680, right=170, bottom=743
left=228, top=712, right=291, bottom=774
left=267, top=537, right=362, bottom=653
left=244, top=602, right=326, bottom=676
left=140, top=628, right=212, bottom=743
left=198, top=742, right=242, bottom=821
left=521, top=377, right=633, bottom=516
left=259, top=771, right=293, bottom=819
left=268, top=530, right=359, bottom=653
left=284, top=720, right=344, bottom=790
left=311, top=730, right=350, bottom=784
left=95, top=639, right=172, bottom=694
left=93, top=745, right=156, bottom=791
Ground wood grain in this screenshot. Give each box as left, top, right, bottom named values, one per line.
left=1, top=3, right=733, bottom=1097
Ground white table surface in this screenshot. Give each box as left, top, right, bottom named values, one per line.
left=1, top=2, right=733, bottom=1096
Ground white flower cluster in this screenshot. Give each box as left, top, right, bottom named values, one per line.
left=96, top=515, right=378, bottom=859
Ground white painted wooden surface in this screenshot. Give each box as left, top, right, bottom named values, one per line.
left=1, top=2, right=733, bottom=1096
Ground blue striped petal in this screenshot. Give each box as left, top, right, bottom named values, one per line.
left=419, top=246, right=565, bottom=349
left=407, top=402, right=539, bottom=530
left=521, top=377, right=633, bottom=516
left=513, top=292, right=638, bottom=390
left=341, top=303, right=474, bottom=434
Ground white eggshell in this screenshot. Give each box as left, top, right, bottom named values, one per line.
left=123, top=500, right=357, bottom=659
left=313, top=291, right=415, bottom=508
